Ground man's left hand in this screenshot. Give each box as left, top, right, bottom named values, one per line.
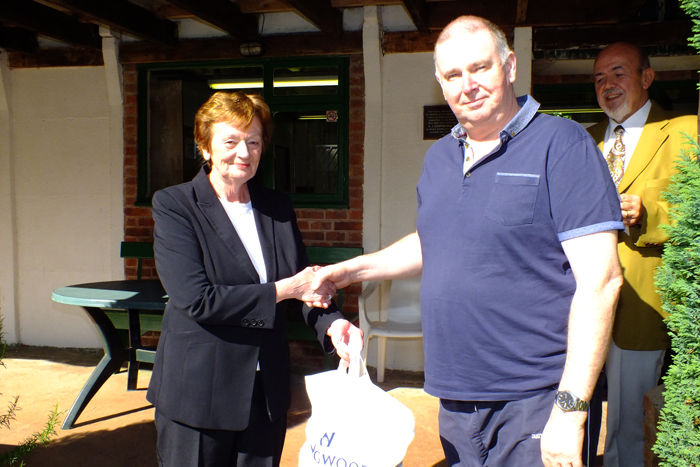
left=326, top=319, right=364, bottom=366
left=620, top=193, right=645, bottom=227
left=540, top=407, right=586, bottom=467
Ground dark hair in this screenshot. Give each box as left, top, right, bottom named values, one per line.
left=194, top=91, right=273, bottom=158
left=635, top=45, right=652, bottom=73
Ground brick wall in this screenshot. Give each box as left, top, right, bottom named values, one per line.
left=122, top=53, right=365, bottom=316
left=122, top=64, right=158, bottom=281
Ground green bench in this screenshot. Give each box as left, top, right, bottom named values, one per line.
left=120, top=241, right=154, bottom=281
left=110, top=242, right=160, bottom=371
left=115, top=242, right=363, bottom=370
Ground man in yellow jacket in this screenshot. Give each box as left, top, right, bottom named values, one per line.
left=587, top=42, right=697, bottom=467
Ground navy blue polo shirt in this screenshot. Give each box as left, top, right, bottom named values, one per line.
left=416, top=96, right=623, bottom=401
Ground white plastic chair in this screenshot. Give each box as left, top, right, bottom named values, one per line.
left=358, top=276, right=423, bottom=382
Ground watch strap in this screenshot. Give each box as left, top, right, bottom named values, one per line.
left=555, top=390, right=590, bottom=412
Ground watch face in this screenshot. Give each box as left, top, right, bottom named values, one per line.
left=556, top=391, right=576, bottom=410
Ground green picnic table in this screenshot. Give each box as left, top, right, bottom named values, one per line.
left=51, top=280, right=167, bottom=429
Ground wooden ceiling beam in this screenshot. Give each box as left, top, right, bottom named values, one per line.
left=426, top=0, right=517, bottom=30
left=534, top=20, right=694, bottom=50
left=401, top=0, right=429, bottom=33
left=0, top=0, right=101, bottom=50
left=7, top=46, right=104, bottom=68
left=283, top=0, right=344, bottom=38
left=383, top=28, right=516, bottom=54
left=425, top=0, right=619, bottom=30
left=524, top=0, right=618, bottom=27
left=383, top=30, right=439, bottom=54
left=45, top=0, right=178, bottom=47
left=0, top=26, right=39, bottom=53
left=163, top=0, right=259, bottom=40
left=331, top=0, right=402, bottom=5
left=620, top=0, right=651, bottom=22
left=516, top=0, right=528, bottom=24
left=384, top=20, right=693, bottom=54
left=238, top=0, right=295, bottom=14
left=118, top=31, right=363, bottom=64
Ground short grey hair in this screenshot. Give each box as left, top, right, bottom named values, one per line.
left=434, top=16, right=512, bottom=67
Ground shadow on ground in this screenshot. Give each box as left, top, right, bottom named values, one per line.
left=15, top=421, right=158, bottom=467
left=2, top=345, right=445, bottom=467
left=5, top=344, right=102, bottom=367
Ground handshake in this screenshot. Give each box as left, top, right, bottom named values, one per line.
left=282, top=262, right=363, bottom=364
left=283, top=262, right=355, bottom=309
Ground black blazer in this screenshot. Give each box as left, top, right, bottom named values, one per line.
left=146, top=167, right=342, bottom=431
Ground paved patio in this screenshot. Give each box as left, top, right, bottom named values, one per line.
left=0, top=345, right=605, bottom=466
left=0, top=345, right=447, bottom=467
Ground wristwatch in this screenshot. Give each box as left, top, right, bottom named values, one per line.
left=555, top=390, right=589, bottom=412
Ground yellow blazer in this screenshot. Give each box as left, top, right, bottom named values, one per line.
left=588, top=102, right=697, bottom=350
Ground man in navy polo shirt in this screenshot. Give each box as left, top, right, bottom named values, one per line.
left=311, top=15, right=623, bottom=467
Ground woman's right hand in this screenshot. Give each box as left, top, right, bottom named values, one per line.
left=275, top=266, right=337, bottom=306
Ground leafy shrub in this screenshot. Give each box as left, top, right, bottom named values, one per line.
left=0, top=320, right=61, bottom=467
left=653, top=137, right=700, bottom=466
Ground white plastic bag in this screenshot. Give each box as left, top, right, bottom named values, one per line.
left=298, top=355, right=415, bottom=467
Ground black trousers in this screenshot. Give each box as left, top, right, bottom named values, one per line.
left=155, top=374, right=287, bottom=467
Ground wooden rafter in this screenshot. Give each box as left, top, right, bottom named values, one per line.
left=401, top=0, right=429, bottom=33
left=533, top=20, right=694, bottom=50
left=0, top=0, right=101, bottom=50
left=283, top=0, right=344, bottom=38
left=44, top=0, right=178, bottom=47
left=516, top=0, right=528, bottom=24
left=0, top=25, right=39, bottom=53
left=163, top=0, right=259, bottom=40
left=426, top=0, right=619, bottom=29
left=117, top=31, right=362, bottom=64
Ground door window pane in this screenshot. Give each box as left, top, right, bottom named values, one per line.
left=273, top=111, right=339, bottom=195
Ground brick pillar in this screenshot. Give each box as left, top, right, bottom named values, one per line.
left=123, top=64, right=157, bottom=280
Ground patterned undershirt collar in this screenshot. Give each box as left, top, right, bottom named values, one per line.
left=449, top=95, right=541, bottom=145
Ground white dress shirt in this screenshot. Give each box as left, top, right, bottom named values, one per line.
left=602, top=99, right=652, bottom=171
left=219, top=199, right=267, bottom=284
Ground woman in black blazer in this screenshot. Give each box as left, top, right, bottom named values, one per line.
left=147, top=92, right=362, bottom=467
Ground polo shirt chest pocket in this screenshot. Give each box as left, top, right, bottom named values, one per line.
left=484, top=173, right=540, bottom=226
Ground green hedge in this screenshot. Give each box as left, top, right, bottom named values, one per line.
left=653, top=135, right=700, bottom=465
left=652, top=3, right=700, bottom=465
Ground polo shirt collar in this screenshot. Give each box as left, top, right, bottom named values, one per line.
left=450, top=95, right=541, bottom=144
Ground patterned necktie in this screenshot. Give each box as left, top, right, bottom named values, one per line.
left=606, top=125, right=625, bottom=187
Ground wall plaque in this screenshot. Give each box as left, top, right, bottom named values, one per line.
left=423, top=105, right=458, bottom=140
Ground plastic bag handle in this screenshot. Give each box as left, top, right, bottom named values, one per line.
left=338, top=351, right=367, bottom=378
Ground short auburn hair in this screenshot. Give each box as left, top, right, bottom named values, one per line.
left=194, top=91, right=273, bottom=157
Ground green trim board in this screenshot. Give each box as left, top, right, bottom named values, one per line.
left=306, top=246, right=363, bottom=264
left=120, top=241, right=154, bottom=280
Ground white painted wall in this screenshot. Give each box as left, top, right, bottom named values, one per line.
left=513, top=27, right=533, bottom=97
left=5, top=66, right=117, bottom=347
left=380, top=52, right=443, bottom=248
left=361, top=51, right=445, bottom=372
left=0, top=53, right=18, bottom=344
